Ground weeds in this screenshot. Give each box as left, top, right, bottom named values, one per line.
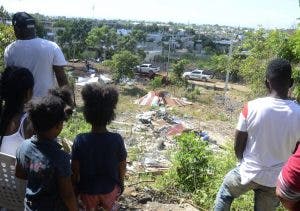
left=155, top=133, right=255, bottom=210
left=185, top=88, right=201, bottom=101
left=121, top=86, right=147, bottom=97
left=127, top=146, right=144, bottom=162
left=60, top=111, right=90, bottom=140
left=149, top=76, right=163, bottom=89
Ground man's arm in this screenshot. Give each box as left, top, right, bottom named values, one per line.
left=53, top=65, right=69, bottom=87
left=58, top=176, right=78, bottom=211
left=276, top=186, right=300, bottom=211
left=234, top=130, right=248, bottom=160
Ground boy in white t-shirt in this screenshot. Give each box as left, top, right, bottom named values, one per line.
left=214, top=58, right=300, bottom=211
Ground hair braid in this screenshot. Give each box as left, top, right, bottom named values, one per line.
left=0, top=67, right=34, bottom=145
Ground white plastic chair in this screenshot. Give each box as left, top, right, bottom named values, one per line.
left=0, top=152, right=24, bottom=211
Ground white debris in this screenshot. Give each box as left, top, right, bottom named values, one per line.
left=99, top=74, right=113, bottom=84
left=76, top=74, right=113, bottom=86
left=76, top=74, right=99, bottom=86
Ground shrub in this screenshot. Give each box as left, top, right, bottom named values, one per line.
left=169, top=72, right=188, bottom=87
left=185, top=88, right=201, bottom=101
left=60, top=111, right=90, bottom=140
left=173, top=59, right=188, bottom=80
left=173, top=132, right=213, bottom=192
left=156, top=133, right=256, bottom=210
left=293, top=66, right=300, bottom=102
left=105, top=50, right=140, bottom=82
left=149, top=76, right=163, bottom=89
left=156, top=132, right=213, bottom=193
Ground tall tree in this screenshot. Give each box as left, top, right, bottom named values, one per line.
left=55, top=18, right=94, bottom=59
left=0, top=6, right=9, bottom=24
left=234, top=29, right=297, bottom=96
left=105, top=50, right=139, bottom=82
left=173, top=59, right=187, bottom=80
left=86, top=25, right=118, bottom=59
left=0, top=24, right=15, bottom=71
left=130, top=29, right=147, bottom=43
left=117, top=36, right=137, bottom=52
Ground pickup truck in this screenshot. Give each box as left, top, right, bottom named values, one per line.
left=136, top=64, right=160, bottom=74
left=182, top=69, right=213, bottom=82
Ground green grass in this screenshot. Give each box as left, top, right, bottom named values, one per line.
left=127, top=146, right=144, bottom=162
left=60, top=111, right=90, bottom=140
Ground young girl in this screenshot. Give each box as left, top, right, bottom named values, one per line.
left=0, top=66, right=34, bottom=156
left=15, top=95, right=77, bottom=211
left=71, top=83, right=127, bottom=211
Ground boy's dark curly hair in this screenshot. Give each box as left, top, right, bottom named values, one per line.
left=27, top=95, right=66, bottom=133
left=81, top=83, right=118, bottom=126
left=48, top=86, right=74, bottom=118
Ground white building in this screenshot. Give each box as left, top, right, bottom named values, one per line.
left=116, top=29, right=132, bottom=36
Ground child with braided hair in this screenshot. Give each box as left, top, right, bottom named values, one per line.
left=0, top=66, right=34, bottom=156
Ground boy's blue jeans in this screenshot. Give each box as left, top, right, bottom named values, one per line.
left=214, top=166, right=279, bottom=211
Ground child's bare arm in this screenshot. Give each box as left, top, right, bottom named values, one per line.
left=23, top=117, right=34, bottom=139
left=119, top=159, right=126, bottom=193
left=71, top=160, right=80, bottom=196
left=71, top=160, right=80, bottom=183
left=15, top=162, right=27, bottom=180
left=15, top=162, right=27, bottom=198
left=58, top=176, right=78, bottom=211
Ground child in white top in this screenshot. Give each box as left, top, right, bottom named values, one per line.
left=0, top=66, right=34, bottom=156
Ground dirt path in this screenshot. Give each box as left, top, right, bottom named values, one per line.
left=119, top=186, right=200, bottom=210
left=188, top=79, right=249, bottom=92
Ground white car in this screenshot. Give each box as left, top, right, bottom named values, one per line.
left=136, top=64, right=160, bottom=74
left=182, top=69, right=213, bottom=81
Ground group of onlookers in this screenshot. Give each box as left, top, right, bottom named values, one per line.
left=1, top=12, right=126, bottom=211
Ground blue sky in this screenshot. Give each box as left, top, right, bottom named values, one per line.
left=0, top=0, right=299, bottom=28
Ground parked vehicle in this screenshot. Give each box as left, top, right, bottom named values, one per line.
left=136, top=64, right=160, bottom=74
left=182, top=69, right=213, bottom=81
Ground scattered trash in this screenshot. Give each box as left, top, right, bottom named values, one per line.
left=157, top=139, right=165, bottom=150
left=99, top=74, right=113, bottom=84
left=142, top=152, right=171, bottom=172
left=76, top=74, right=99, bottom=86
left=75, top=73, right=113, bottom=86
left=87, top=68, right=96, bottom=74
left=135, top=91, right=192, bottom=107
left=138, top=196, right=152, bottom=204
left=136, top=111, right=156, bottom=124
left=166, top=123, right=186, bottom=136
left=120, top=77, right=136, bottom=86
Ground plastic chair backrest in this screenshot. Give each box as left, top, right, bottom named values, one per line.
left=0, top=152, right=24, bottom=210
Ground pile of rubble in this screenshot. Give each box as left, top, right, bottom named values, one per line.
left=110, top=106, right=220, bottom=176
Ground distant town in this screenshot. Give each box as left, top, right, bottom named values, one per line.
left=1, top=11, right=258, bottom=61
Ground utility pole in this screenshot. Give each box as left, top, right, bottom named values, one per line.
left=92, top=4, right=95, bottom=19
left=167, top=29, right=174, bottom=76
left=167, top=36, right=171, bottom=74
left=224, top=40, right=233, bottom=92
